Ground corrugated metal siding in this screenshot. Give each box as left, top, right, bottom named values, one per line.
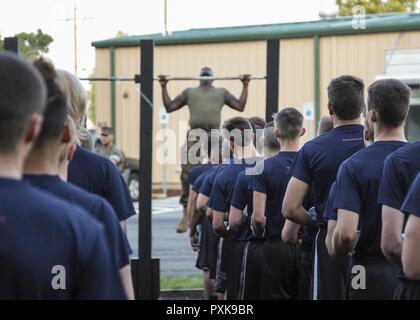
left=320, top=31, right=420, bottom=117
left=279, top=37, right=315, bottom=143
left=114, top=47, right=141, bottom=159
left=94, top=49, right=112, bottom=127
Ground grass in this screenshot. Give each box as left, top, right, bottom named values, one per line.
left=160, top=274, right=203, bottom=290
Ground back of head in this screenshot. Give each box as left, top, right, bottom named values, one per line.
left=32, top=58, right=68, bottom=148
left=209, top=131, right=224, bottom=163
left=200, top=67, right=214, bottom=77
left=367, top=78, right=410, bottom=128
left=56, top=69, right=93, bottom=149
left=0, top=53, right=46, bottom=153
left=274, top=107, right=304, bottom=140
left=249, top=117, right=266, bottom=131
left=328, top=75, right=365, bottom=120
left=318, top=115, right=334, bottom=136
left=222, top=116, right=253, bottom=148
left=263, top=121, right=280, bottom=152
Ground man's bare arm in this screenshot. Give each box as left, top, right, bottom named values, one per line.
left=188, top=188, right=201, bottom=251
left=119, top=265, right=135, bottom=300
left=381, top=205, right=405, bottom=265
left=158, top=76, right=187, bottom=113
left=197, top=193, right=209, bottom=212
left=402, top=215, right=420, bottom=280
left=251, top=191, right=267, bottom=238
left=326, top=220, right=337, bottom=257
left=332, top=210, right=359, bottom=258
left=212, top=210, right=228, bottom=237
left=282, top=177, right=310, bottom=225
left=281, top=220, right=301, bottom=244
left=229, top=206, right=246, bottom=232
left=225, top=75, right=250, bottom=112
left=187, top=187, right=198, bottom=228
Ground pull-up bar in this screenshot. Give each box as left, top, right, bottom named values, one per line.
left=79, top=75, right=267, bottom=82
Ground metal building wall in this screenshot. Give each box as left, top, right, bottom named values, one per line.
left=320, top=31, right=420, bottom=116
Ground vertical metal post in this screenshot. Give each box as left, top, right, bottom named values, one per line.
left=4, top=37, right=19, bottom=54
left=265, top=39, right=280, bottom=122
left=162, top=122, right=168, bottom=196
left=314, top=35, right=321, bottom=136
left=73, top=0, right=78, bottom=75
left=132, top=39, right=160, bottom=300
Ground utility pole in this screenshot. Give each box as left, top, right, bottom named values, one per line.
left=58, top=0, right=93, bottom=76
left=73, top=0, right=78, bottom=75
left=163, top=0, right=168, bottom=36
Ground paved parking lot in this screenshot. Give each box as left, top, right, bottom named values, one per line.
left=127, top=197, right=200, bottom=277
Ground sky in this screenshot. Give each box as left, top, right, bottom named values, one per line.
left=0, top=0, right=339, bottom=78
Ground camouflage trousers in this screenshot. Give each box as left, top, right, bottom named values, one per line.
left=179, top=129, right=211, bottom=207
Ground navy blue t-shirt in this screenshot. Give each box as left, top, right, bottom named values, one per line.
left=334, top=141, right=407, bottom=261
left=379, top=141, right=420, bottom=210
left=188, top=163, right=213, bottom=186
left=251, top=152, right=297, bottom=239
left=324, top=182, right=337, bottom=221
left=192, top=169, right=214, bottom=193
left=68, top=146, right=136, bottom=221
left=24, top=174, right=132, bottom=269
left=289, top=125, right=365, bottom=225
left=199, top=164, right=228, bottom=198
left=230, top=172, right=254, bottom=241
left=401, top=173, right=420, bottom=218
left=210, top=157, right=261, bottom=213
left=0, top=178, right=126, bottom=300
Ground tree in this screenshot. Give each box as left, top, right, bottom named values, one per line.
left=336, top=0, right=418, bottom=16
left=116, top=30, right=128, bottom=37
left=0, top=29, right=53, bottom=59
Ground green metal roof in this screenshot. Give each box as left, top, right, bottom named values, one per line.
left=92, top=12, right=420, bottom=48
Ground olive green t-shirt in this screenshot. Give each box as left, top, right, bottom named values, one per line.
left=180, top=86, right=234, bottom=130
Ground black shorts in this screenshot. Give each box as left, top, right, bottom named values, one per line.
left=313, top=227, right=349, bottom=300
left=215, top=238, right=234, bottom=294
left=242, top=240, right=265, bottom=300
left=298, top=225, right=317, bottom=300
left=347, top=260, right=398, bottom=300
left=195, top=218, right=207, bottom=271
left=197, top=217, right=220, bottom=279
left=226, top=241, right=248, bottom=300
left=393, top=279, right=420, bottom=300
left=298, top=246, right=313, bottom=300
left=261, top=238, right=300, bottom=300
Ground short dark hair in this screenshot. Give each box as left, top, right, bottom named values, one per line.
left=274, top=108, right=304, bottom=140
left=0, top=53, right=47, bottom=153
left=263, top=121, right=280, bottom=151
left=318, top=115, right=334, bottom=135
left=328, top=75, right=365, bottom=120
left=248, top=116, right=266, bottom=132
left=33, top=58, right=68, bottom=147
left=222, top=117, right=253, bottom=147
left=367, top=79, right=410, bottom=128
